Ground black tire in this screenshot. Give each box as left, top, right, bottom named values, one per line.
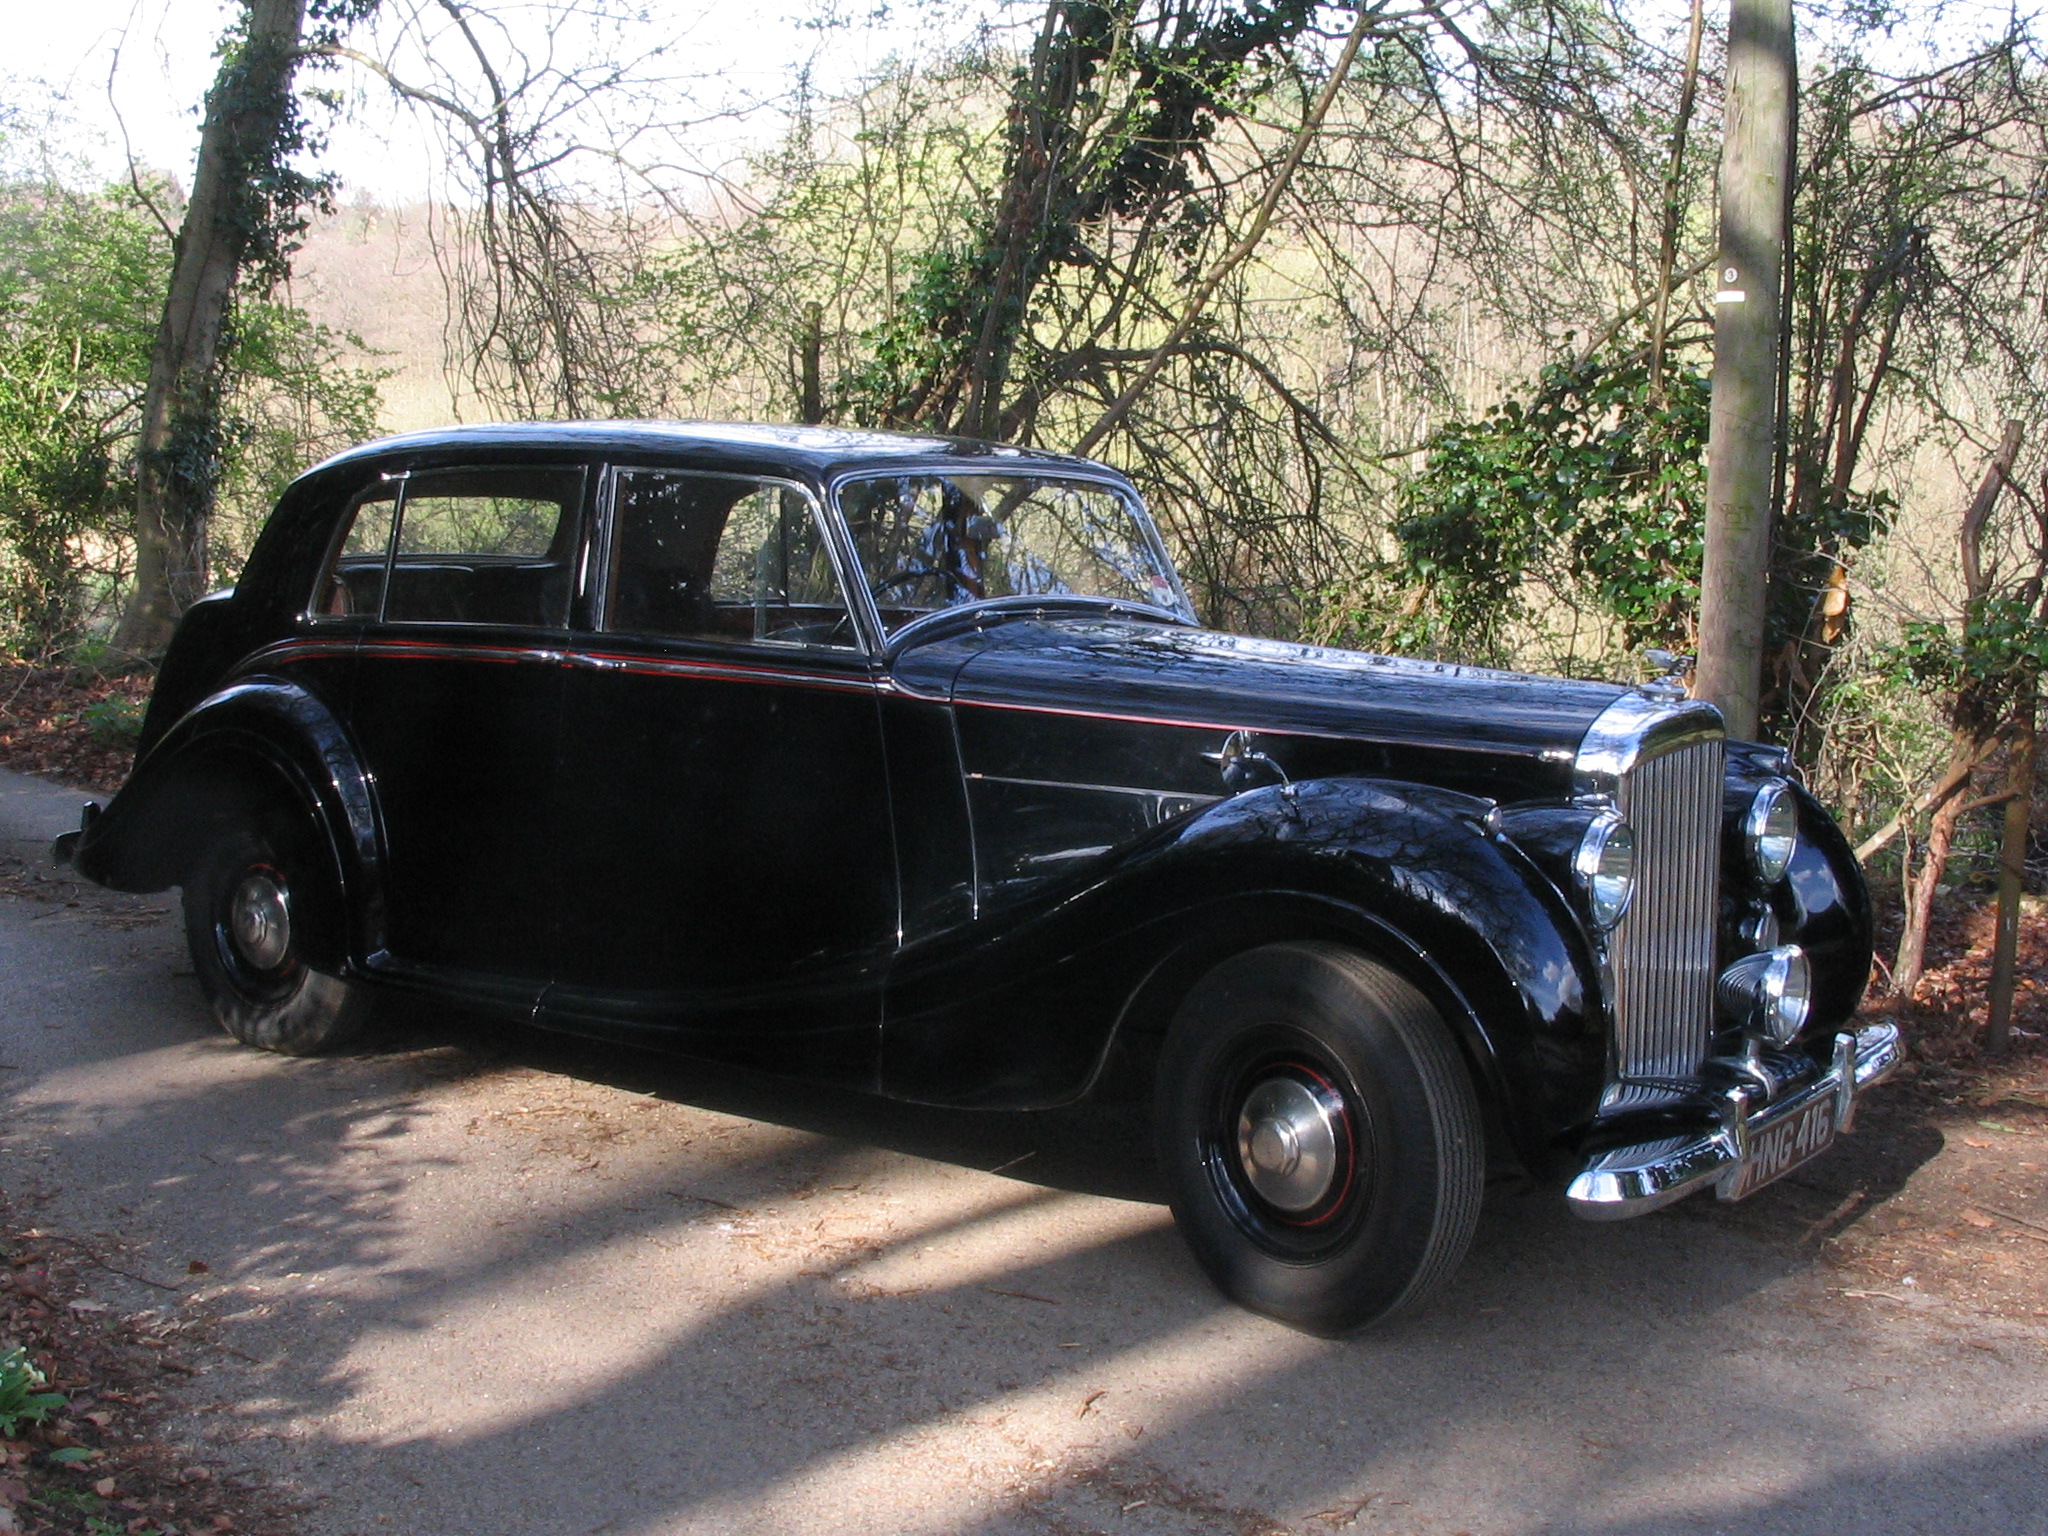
left=1154, top=941, right=1483, bottom=1335
left=181, top=806, right=373, bottom=1056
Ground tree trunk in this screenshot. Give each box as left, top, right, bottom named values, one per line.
left=1893, top=731, right=1982, bottom=996
left=1987, top=688, right=2036, bottom=1051
left=1891, top=422, right=2026, bottom=995
left=1695, top=0, right=1797, bottom=737
left=796, top=302, right=825, bottom=425
left=115, top=0, right=310, bottom=659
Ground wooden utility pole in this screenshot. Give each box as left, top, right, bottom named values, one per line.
left=1695, top=0, right=1797, bottom=738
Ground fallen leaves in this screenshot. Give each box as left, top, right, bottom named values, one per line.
left=0, top=1204, right=297, bottom=1536
left=0, top=666, right=151, bottom=795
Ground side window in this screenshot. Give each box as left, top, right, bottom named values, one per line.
left=313, top=487, right=398, bottom=620
left=383, top=467, right=583, bottom=628
left=604, top=470, right=857, bottom=648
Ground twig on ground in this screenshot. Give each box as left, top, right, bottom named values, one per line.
left=25, top=1230, right=184, bottom=1293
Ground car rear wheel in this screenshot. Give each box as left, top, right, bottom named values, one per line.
left=182, top=809, right=372, bottom=1055
left=1154, top=941, right=1483, bottom=1335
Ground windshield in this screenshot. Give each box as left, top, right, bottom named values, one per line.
left=836, top=471, right=1190, bottom=633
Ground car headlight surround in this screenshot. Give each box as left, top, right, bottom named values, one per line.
left=1745, top=779, right=1800, bottom=884
left=1573, top=812, right=1636, bottom=931
left=1716, top=943, right=1813, bottom=1046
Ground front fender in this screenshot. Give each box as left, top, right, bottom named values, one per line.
left=66, top=677, right=384, bottom=972
left=881, top=777, right=1609, bottom=1165
left=1721, top=742, right=1874, bottom=1031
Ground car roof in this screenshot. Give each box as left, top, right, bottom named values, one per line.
left=305, top=420, right=1122, bottom=488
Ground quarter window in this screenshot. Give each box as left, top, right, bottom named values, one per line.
left=604, top=470, right=858, bottom=648
left=315, top=487, right=398, bottom=619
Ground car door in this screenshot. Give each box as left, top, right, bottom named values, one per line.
left=544, top=466, right=896, bottom=1077
left=343, top=462, right=586, bottom=1003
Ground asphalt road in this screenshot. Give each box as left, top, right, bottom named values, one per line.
left=2, top=766, right=2044, bottom=1536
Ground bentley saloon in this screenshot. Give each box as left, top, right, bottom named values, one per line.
left=56, top=421, right=1899, bottom=1334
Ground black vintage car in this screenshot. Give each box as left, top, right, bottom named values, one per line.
left=57, top=421, right=1898, bottom=1333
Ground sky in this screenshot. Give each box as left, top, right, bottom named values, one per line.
left=5, top=0, right=2029, bottom=203
left=4, top=0, right=984, bottom=200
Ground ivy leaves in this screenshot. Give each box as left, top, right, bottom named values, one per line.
left=1391, top=347, right=1891, bottom=670
left=1891, top=595, right=2048, bottom=735
left=1392, top=352, right=1710, bottom=657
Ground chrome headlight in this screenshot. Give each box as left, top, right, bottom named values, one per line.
left=1717, top=944, right=1812, bottom=1046
left=1745, top=780, right=1799, bottom=884
left=1573, top=812, right=1636, bottom=931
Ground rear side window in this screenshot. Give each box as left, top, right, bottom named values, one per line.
left=315, top=466, right=585, bottom=628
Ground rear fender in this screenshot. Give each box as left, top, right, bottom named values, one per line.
left=67, top=678, right=383, bottom=973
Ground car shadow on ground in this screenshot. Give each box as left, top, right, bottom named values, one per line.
left=368, top=998, right=1166, bottom=1204
left=371, top=994, right=1950, bottom=1263
left=2, top=887, right=2008, bottom=1536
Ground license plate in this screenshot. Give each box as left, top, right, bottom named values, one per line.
left=1722, top=1094, right=1839, bottom=1201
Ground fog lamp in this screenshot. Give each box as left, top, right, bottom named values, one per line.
left=1717, top=944, right=1812, bottom=1046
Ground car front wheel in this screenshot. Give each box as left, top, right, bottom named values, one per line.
left=1154, top=941, right=1483, bottom=1335
left=182, top=811, right=372, bottom=1055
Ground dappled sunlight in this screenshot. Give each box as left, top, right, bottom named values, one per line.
left=12, top=1008, right=2038, bottom=1536
left=308, top=1174, right=1128, bottom=1445
left=1, top=882, right=2040, bottom=1536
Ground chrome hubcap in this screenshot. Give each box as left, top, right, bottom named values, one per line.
left=1235, top=1075, right=1342, bottom=1212
left=228, top=872, right=291, bottom=971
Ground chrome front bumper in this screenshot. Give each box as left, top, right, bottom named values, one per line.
left=1566, top=1022, right=1904, bottom=1221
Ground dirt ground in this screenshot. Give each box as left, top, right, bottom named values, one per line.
left=0, top=668, right=151, bottom=800
left=1, top=754, right=2045, bottom=1534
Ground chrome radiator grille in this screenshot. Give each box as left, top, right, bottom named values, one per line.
left=1608, top=735, right=1724, bottom=1095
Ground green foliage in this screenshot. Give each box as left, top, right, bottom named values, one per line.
left=207, top=0, right=382, bottom=293
left=0, top=168, right=383, bottom=657
left=78, top=694, right=146, bottom=745
left=0, top=179, right=165, bottom=656
left=1391, top=351, right=1711, bottom=658
left=828, top=0, right=1328, bottom=436
left=1390, top=345, right=1894, bottom=671
left=209, top=298, right=386, bottom=582
left=836, top=246, right=979, bottom=425
left=1887, top=595, right=2048, bottom=735
left=0, top=1345, right=66, bottom=1436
